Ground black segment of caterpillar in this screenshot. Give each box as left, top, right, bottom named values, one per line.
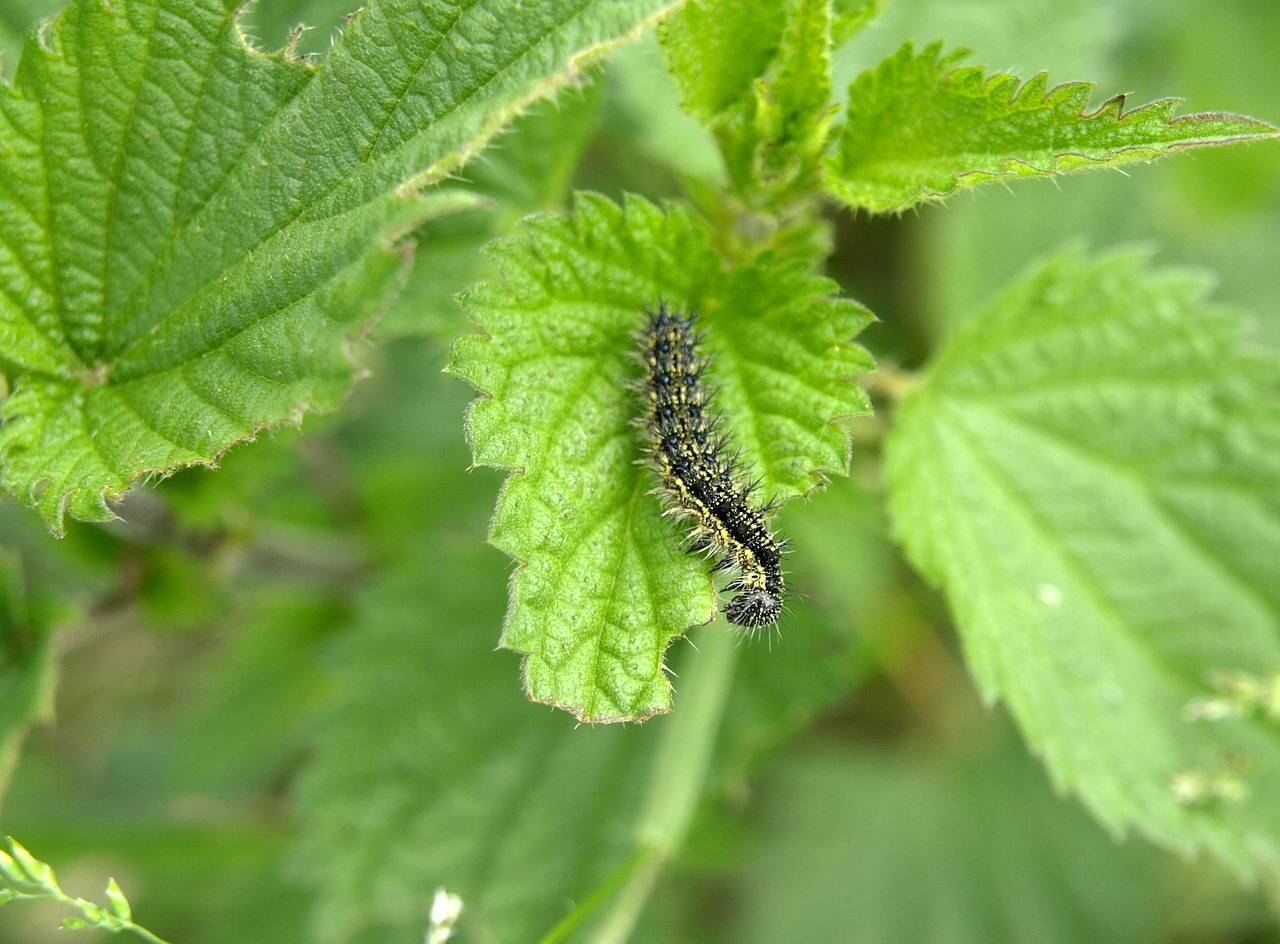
left=635, top=303, right=786, bottom=630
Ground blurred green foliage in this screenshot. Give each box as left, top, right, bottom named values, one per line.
left=0, top=0, right=1277, bottom=942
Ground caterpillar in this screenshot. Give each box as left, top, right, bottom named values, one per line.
left=636, top=304, right=786, bottom=630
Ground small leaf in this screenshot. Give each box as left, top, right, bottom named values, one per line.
left=0, top=0, right=677, bottom=534
left=450, top=193, right=872, bottom=721
left=827, top=41, right=1279, bottom=213
left=659, top=0, right=790, bottom=123
left=885, top=246, right=1280, bottom=879
left=104, top=877, right=132, bottom=922
left=831, top=0, right=882, bottom=45
left=0, top=849, right=18, bottom=884
left=71, top=898, right=107, bottom=924
left=762, top=0, right=834, bottom=162
left=0, top=837, right=169, bottom=940
left=661, top=0, right=843, bottom=205
left=6, top=837, right=54, bottom=887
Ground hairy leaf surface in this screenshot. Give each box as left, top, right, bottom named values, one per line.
left=451, top=193, right=873, bottom=721
left=828, top=42, right=1278, bottom=213
left=886, top=247, right=1280, bottom=879
left=0, top=0, right=674, bottom=532
left=658, top=0, right=789, bottom=123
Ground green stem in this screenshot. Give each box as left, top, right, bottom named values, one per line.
left=50, top=890, right=173, bottom=944
left=590, top=623, right=741, bottom=943
left=122, top=924, right=174, bottom=944
left=536, top=849, right=646, bottom=944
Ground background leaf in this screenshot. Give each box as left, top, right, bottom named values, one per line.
left=294, top=505, right=655, bottom=944
left=450, top=193, right=872, bottom=721
left=734, top=732, right=1194, bottom=944
left=658, top=0, right=790, bottom=124
left=885, top=246, right=1280, bottom=880
left=827, top=41, right=1277, bottom=213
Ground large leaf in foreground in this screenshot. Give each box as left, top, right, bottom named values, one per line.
left=0, top=0, right=674, bottom=533
left=450, top=193, right=873, bottom=721
left=827, top=42, right=1278, bottom=213
left=886, top=247, right=1280, bottom=878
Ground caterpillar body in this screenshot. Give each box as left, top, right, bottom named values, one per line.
left=636, top=304, right=786, bottom=630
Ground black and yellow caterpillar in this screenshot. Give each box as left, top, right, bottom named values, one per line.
left=636, top=304, right=786, bottom=629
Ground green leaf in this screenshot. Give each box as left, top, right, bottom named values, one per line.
left=660, top=0, right=844, bottom=211
left=885, top=247, right=1280, bottom=879
left=736, top=733, right=1185, bottom=944
left=378, top=82, right=604, bottom=340
left=0, top=1, right=59, bottom=75
left=831, top=0, right=881, bottom=46
left=294, top=542, right=655, bottom=944
left=449, top=193, right=873, bottom=721
left=0, top=837, right=168, bottom=941
left=827, top=41, right=1279, bottom=213
left=0, top=839, right=51, bottom=892
left=658, top=0, right=790, bottom=123
left=104, top=878, right=132, bottom=922
left=761, top=0, right=834, bottom=164
left=0, top=0, right=677, bottom=534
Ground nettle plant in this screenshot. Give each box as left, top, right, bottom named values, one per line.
left=0, top=0, right=1278, bottom=940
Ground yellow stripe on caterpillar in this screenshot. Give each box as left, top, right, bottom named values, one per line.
left=637, top=303, right=785, bottom=630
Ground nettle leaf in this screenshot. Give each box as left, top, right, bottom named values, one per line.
left=827, top=41, right=1279, bottom=213
left=0, top=0, right=676, bottom=534
left=661, top=0, right=843, bottom=202
left=658, top=0, right=789, bottom=124
left=831, top=0, right=881, bottom=46
left=762, top=0, right=834, bottom=162
left=885, top=247, right=1280, bottom=878
left=295, top=542, right=653, bottom=944
left=450, top=193, right=873, bottom=722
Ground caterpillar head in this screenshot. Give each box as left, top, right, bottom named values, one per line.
left=725, top=590, right=783, bottom=629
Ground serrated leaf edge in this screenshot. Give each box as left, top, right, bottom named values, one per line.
left=829, top=40, right=1280, bottom=213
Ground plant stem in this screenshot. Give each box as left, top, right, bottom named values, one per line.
left=590, top=623, right=741, bottom=943
left=536, top=850, right=646, bottom=944
left=862, top=363, right=921, bottom=403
